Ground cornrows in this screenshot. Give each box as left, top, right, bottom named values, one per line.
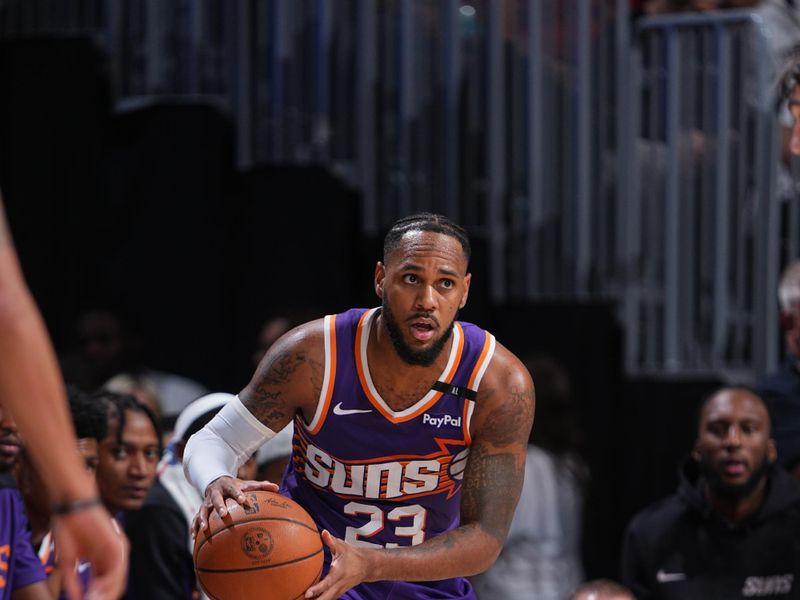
left=383, top=212, right=471, bottom=264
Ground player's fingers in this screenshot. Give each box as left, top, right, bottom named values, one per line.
left=209, top=487, right=230, bottom=517
left=320, top=529, right=340, bottom=554
left=194, top=499, right=213, bottom=533
left=304, top=574, right=334, bottom=599
left=86, top=561, right=126, bottom=600
left=61, top=564, right=81, bottom=600
left=240, top=479, right=280, bottom=493
left=220, top=479, right=249, bottom=506
left=85, top=524, right=127, bottom=600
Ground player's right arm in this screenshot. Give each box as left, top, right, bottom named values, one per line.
left=185, top=320, right=325, bottom=533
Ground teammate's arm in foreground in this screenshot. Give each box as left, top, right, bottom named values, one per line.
left=0, top=196, right=126, bottom=600
left=305, top=347, right=534, bottom=600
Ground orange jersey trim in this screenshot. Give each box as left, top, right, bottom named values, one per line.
left=355, top=311, right=465, bottom=424
left=463, top=331, right=494, bottom=444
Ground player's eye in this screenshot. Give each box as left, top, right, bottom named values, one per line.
left=440, top=279, right=454, bottom=289
left=403, top=274, right=418, bottom=284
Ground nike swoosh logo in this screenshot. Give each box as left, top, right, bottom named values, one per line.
left=333, top=402, right=373, bottom=416
left=656, top=569, right=686, bottom=583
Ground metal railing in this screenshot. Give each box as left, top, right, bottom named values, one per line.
left=622, top=11, right=781, bottom=377
left=0, top=0, right=787, bottom=379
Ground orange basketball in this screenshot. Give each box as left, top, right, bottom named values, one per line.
left=193, top=490, right=324, bottom=600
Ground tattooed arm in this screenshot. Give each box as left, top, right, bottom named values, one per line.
left=306, top=342, right=535, bottom=600
left=191, top=320, right=326, bottom=532
left=238, top=319, right=326, bottom=429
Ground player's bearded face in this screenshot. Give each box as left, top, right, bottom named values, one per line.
left=382, top=294, right=455, bottom=367
left=697, top=450, right=773, bottom=503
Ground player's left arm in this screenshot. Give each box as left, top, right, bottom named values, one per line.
left=305, top=343, right=534, bottom=600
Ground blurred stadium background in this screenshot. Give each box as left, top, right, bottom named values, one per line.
left=0, top=0, right=791, bottom=578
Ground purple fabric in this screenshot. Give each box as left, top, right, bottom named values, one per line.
left=282, top=308, right=489, bottom=599
left=0, top=484, right=47, bottom=598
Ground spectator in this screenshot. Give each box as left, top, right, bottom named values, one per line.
left=0, top=405, right=51, bottom=600
left=61, top=309, right=207, bottom=419
left=14, top=386, right=107, bottom=598
left=571, top=579, right=635, bottom=600
left=94, top=391, right=161, bottom=518
left=471, top=356, right=587, bottom=600
left=757, top=260, right=800, bottom=478
left=125, top=391, right=290, bottom=599
left=125, top=393, right=231, bottom=600
left=621, top=386, right=800, bottom=599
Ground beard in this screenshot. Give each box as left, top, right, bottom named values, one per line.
left=381, top=296, right=455, bottom=367
left=698, top=453, right=774, bottom=504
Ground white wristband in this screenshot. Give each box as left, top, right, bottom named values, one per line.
left=183, top=394, right=277, bottom=494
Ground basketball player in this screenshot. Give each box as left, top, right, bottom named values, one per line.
left=185, top=213, right=535, bottom=600
left=0, top=195, right=126, bottom=600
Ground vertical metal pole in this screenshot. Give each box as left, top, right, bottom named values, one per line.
left=525, top=0, right=543, bottom=298
left=235, top=0, right=252, bottom=168
left=441, top=0, right=460, bottom=221
left=397, top=0, right=413, bottom=217
left=270, top=0, right=285, bottom=161
left=664, top=28, right=681, bottom=370
left=487, top=0, right=506, bottom=302
left=189, top=0, right=202, bottom=94
left=103, top=0, right=122, bottom=96
left=145, top=0, right=162, bottom=92
left=313, top=0, right=331, bottom=161
left=712, top=26, right=731, bottom=367
left=355, top=1, right=378, bottom=234
left=618, top=0, right=640, bottom=372
left=575, top=0, right=592, bottom=296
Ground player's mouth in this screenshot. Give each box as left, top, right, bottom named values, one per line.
left=720, top=459, right=747, bottom=477
left=123, top=486, right=149, bottom=499
left=0, top=437, right=20, bottom=459
left=409, top=318, right=437, bottom=342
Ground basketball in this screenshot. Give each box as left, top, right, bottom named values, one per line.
left=193, top=490, right=324, bottom=600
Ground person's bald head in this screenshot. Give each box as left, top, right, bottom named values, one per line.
left=570, top=579, right=634, bottom=600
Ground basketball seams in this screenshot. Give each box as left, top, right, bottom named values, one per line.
left=194, top=515, right=319, bottom=557
left=196, top=547, right=324, bottom=573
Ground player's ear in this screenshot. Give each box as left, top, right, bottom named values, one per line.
left=375, top=262, right=386, bottom=299
left=458, top=272, right=472, bottom=309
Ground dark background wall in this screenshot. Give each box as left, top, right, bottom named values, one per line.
left=0, top=36, right=724, bottom=581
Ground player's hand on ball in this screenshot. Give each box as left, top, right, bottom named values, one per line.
left=305, top=530, right=369, bottom=600
left=192, top=476, right=279, bottom=536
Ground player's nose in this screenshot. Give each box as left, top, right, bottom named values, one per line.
left=415, top=284, right=437, bottom=311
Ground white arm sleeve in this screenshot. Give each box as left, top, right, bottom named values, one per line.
left=183, top=394, right=277, bottom=494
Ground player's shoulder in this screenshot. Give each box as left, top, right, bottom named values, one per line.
left=627, top=493, right=686, bottom=538
left=481, top=338, right=532, bottom=393
left=277, top=307, right=369, bottom=344
left=271, top=316, right=327, bottom=354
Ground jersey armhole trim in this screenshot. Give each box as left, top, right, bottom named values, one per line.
left=464, top=331, right=496, bottom=443
left=307, top=314, right=337, bottom=434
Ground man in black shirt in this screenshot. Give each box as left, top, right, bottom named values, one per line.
left=622, top=387, right=800, bottom=599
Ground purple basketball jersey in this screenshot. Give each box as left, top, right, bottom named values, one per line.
left=0, top=475, right=47, bottom=599
left=281, top=308, right=495, bottom=599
